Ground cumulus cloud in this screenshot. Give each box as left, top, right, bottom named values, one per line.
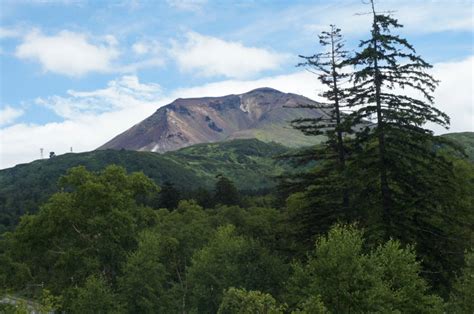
left=170, top=32, right=289, bottom=79
left=429, top=56, right=474, bottom=134
left=15, top=30, right=119, bottom=76
left=0, top=109, right=155, bottom=169
left=0, top=106, right=24, bottom=126
left=36, top=75, right=161, bottom=119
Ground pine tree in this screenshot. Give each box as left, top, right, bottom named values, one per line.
left=284, top=25, right=354, bottom=239
left=214, top=175, right=241, bottom=206
left=158, top=181, right=181, bottom=210
left=346, top=0, right=463, bottom=292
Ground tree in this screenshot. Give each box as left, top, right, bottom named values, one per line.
left=192, top=187, right=214, bottom=208
left=344, top=0, right=465, bottom=292
left=118, top=231, right=168, bottom=313
left=287, top=224, right=443, bottom=313
left=218, top=288, right=285, bottom=314
left=293, top=24, right=351, bottom=200
left=283, top=25, right=354, bottom=241
left=157, top=181, right=181, bottom=209
left=447, top=250, right=474, bottom=313
left=187, top=225, right=287, bottom=313
left=214, top=175, right=241, bottom=206
left=346, top=0, right=451, bottom=234
left=3, top=165, right=159, bottom=301
left=70, top=275, right=121, bottom=314
left=144, top=201, right=214, bottom=313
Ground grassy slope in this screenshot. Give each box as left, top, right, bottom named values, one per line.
left=0, top=139, right=292, bottom=230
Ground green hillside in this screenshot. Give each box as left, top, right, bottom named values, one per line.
left=441, top=132, right=474, bottom=161
left=1, top=133, right=472, bottom=232
left=0, top=139, right=292, bottom=231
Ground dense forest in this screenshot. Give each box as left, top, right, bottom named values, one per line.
left=0, top=139, right=295, bottom=232
left=1, top=1, right=473, bottom=313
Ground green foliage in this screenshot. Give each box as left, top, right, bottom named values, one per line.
left=140, top=200, right=214, bottom=313
left=38, top=289, right=62, bottom=313
left=441, top=132, right=474, bottom=161
left=287, top=224, right=444, bottom=313
left=214, top=175, right=241, bottom=206
left=187, top=225, right=288, bottom=313
left=156, top=181, right=181, bottom=209
left=292, top=295, right=328, bottom=314
left=218, top=288, right=285, bottom=314
left=117, top=231, right=167, bottom=313
left=447, top=250, right=474, bottom=313
left=70, top=275, right=121, bottom=314
left=1, top=165, right=158, bottom=300
left=210, top=205, right=285, bottom=252
left=285, top=25, right=354, bottom=241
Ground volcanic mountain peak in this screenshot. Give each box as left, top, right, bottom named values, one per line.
left=99, top=87, right=327, bottom=152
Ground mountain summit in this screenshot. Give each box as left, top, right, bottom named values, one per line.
left=99, top=87, right=327, bottom=152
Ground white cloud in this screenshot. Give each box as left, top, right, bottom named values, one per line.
left=166, top=0, right=207, bottom=12
left=15, top=30, right=119, bottom=76
left=35, top=75, right=161, bottom=119
left=132, top=42, right=149, bottom=55
left=1, top=56, right=472, bottom=169
left=170, top=70, right=322, bottom=101
left=132, top=39, right=161, bottom=55
left=170, top=32, right=289, bottom=79
left=0, top=106, right=24, bottom=126
left=0, top=109, right=154, bottom=169
left=429, top=56, right=474, bottom=134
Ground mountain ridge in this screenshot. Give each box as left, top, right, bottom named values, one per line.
left=98, top=87, right=327, bottom=152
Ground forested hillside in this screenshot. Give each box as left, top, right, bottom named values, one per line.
left=1, top=134, right=470, bottom=233
left=0, top=139, right=293, bottom=231
left=442, top=132, right=474, bottom=161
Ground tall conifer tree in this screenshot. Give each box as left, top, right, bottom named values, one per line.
left=285, top=25, right=353, bottom=238
left=346, top=0, right=464, bottom=292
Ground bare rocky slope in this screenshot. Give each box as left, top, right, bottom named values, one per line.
left=99, top=87, right=328, bottom=152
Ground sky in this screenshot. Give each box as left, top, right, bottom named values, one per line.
left=0, top=0, right=473, bottom=169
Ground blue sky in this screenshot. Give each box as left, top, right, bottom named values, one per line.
left=0, top=0, right=473, bottom=168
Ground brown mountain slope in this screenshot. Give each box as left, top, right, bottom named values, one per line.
left=99, top=87, right=328, bottom=152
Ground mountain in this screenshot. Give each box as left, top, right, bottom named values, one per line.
left=99, top=87, right=327, bottom=152
left=0, top=139, right=294, bottom=231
